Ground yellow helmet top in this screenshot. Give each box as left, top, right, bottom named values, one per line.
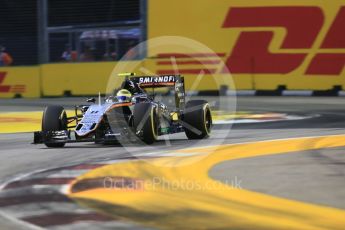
left=117, top=89, right=132, bottom=97
left=116, top=89, right=132, bottom=102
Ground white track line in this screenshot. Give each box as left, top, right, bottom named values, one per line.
left=48, top=221, right=152, bottom=230
left=0, top=210, right=44, bottom=230
left=0, top=185, right=68, bottom=198
left=1, top=202, right=92, bottom=219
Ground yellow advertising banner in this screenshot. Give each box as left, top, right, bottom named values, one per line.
left=41, top=62, right=115, bottom=96
left=2, top=0, right=345, bottom=98
left=41, top=61, right=143, bottom=96
left=0, top=67, right=40, bottom=98
left=148, top=0, right=345, bottom=90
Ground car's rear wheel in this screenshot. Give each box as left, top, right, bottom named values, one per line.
left=133, top=103, right=158, bottom=144
left=183, top=100, right=212, bottom=139
left=42, top=105, right=67, bottom=148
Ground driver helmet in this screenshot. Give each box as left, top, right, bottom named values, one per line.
left=116, top=89, right=132, bottom=102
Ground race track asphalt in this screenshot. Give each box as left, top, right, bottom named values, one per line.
left=0, top=96, right=344, bottom=229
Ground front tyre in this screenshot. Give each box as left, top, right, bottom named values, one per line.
left=183, top=100, right=212, bottom=139
left=42, top=105, right=67, bottom=148
left=133, top=103, right=158, bottom=144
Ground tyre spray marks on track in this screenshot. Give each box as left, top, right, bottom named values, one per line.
left=0, top=159, right=155, bottom=229
left=0, top=111, right=42, bottom=134
left=68, top=135, right=345, bottom=230
left=212, top=111, right=317, bottom=124
left=0, top=111, right=316, bottom=133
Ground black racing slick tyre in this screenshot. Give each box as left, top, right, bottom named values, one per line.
left=42, top=105, right=67, bottom=148
left=183, top=100, right=212, bottom=139
left=133, top=103, right=158, bottom=144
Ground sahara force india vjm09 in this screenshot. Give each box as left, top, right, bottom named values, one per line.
left=33, top=74, right=213, bottom=147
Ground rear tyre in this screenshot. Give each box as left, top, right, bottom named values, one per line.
left=183, top=100, right=212, bottom=139
left=42, top=105, right=67, bottom=148
left=133, top=103, right=158, bottom=144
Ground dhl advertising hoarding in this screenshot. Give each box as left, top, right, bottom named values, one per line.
left=0, top=67, right=40, bottom=98
left=41, top=61, right=143, bottom=96
left=41, top=62, right=116, bottom=96
left=148, top=0, right=345, bottom=90
left=2, top=0, right=345, bottom=98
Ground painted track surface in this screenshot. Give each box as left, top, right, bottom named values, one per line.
left=210, top=146, right=345, bottom=210
left=0, top=96, right=345, bottom=229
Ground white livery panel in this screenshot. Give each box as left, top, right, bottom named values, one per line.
left=75, top=103, right=112, bottom=136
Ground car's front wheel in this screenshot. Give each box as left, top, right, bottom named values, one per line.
left=42, top=105, right=67, bottom=148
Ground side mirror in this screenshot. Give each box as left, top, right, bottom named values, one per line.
left=86, top=98, right=96, bottom=103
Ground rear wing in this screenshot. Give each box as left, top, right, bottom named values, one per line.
left=129, top=75, right=178, bottom=88
left=130, top=75, right=186, bottom=109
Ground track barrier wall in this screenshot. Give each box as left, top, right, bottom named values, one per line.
left=149, top=0, right=345, bottom=91
left=41, top=62, right=122, bottom=97
left=0, top=66, right=40, bottom=98
left=1, top=0, right=345, bottom=98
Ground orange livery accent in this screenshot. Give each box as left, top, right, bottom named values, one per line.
left=107, top=103, right=133, bottom=112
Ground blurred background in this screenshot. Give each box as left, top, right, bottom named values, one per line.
left=1, top=2, right=345, bottom=229
left=0, top=0, right=344, bottom=98
left=0, top=0, right=143, bottom=64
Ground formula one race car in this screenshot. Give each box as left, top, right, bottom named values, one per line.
left=33, top=73, right=212, bottom=147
